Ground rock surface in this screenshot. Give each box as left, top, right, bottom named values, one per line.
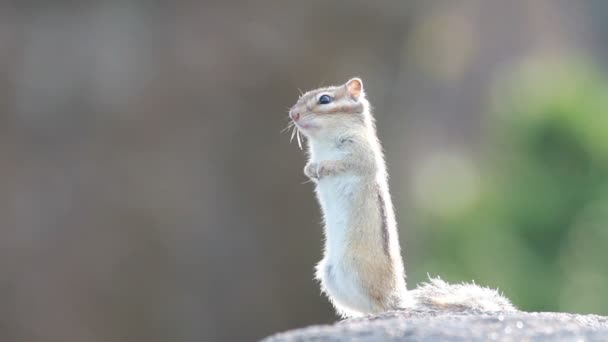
left=262, top=311, right=608, bottom=341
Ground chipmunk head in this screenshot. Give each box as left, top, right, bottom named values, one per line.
left=289, top=78, right=372, bottom=142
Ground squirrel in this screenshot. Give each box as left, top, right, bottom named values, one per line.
left=287, top=78, right=516, bottom=318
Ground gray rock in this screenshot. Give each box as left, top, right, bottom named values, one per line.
left=262, top=311, right=608, bottom=341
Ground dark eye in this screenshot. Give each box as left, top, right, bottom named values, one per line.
left=318, top=95, right=332, bottom=104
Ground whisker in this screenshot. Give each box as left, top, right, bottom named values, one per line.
left=290, top=125, right=297, bottom=143
left=281, top=121, right=295, bottom=133
left=296, top=129, right=303, bottom=150
left=297, top=88, right=304, bottom=96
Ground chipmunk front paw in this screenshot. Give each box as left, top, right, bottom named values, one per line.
left=305, top=161, right=346, bottom=180
left=304, top=162, right=320, bottom=180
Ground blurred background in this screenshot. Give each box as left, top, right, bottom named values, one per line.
left=2, top=1, right=608, bottom=341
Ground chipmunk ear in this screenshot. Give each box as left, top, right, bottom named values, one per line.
left=345, top=78, right=363, bottom=100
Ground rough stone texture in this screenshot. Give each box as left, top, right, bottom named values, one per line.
left=262, top=311, right=608, bottom=341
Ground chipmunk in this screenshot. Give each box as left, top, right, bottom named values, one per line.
left=287, top=78, right=515, bottom=318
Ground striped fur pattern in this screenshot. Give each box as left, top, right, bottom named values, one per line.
left=289, top=78, right=515, bottom=318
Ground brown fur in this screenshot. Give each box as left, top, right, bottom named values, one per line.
left=290, top=78, right=516, bottom=318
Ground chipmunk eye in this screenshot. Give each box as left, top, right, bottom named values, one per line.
left=318, top=95, right=333, bottom=105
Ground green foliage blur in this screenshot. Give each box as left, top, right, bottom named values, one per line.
left=409, top=58, right=608, bottom=315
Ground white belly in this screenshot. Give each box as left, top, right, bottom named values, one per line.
left=309, top=142, right=379, bottom=315
left=315, top=173, right=359, bottom=259
left=314, top=174, right=377, bottom=315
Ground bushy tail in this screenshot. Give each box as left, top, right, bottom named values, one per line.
left=409, top=276, right=516, bottom=313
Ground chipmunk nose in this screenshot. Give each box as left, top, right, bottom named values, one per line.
left=291, top=112, right=300, bottom=121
